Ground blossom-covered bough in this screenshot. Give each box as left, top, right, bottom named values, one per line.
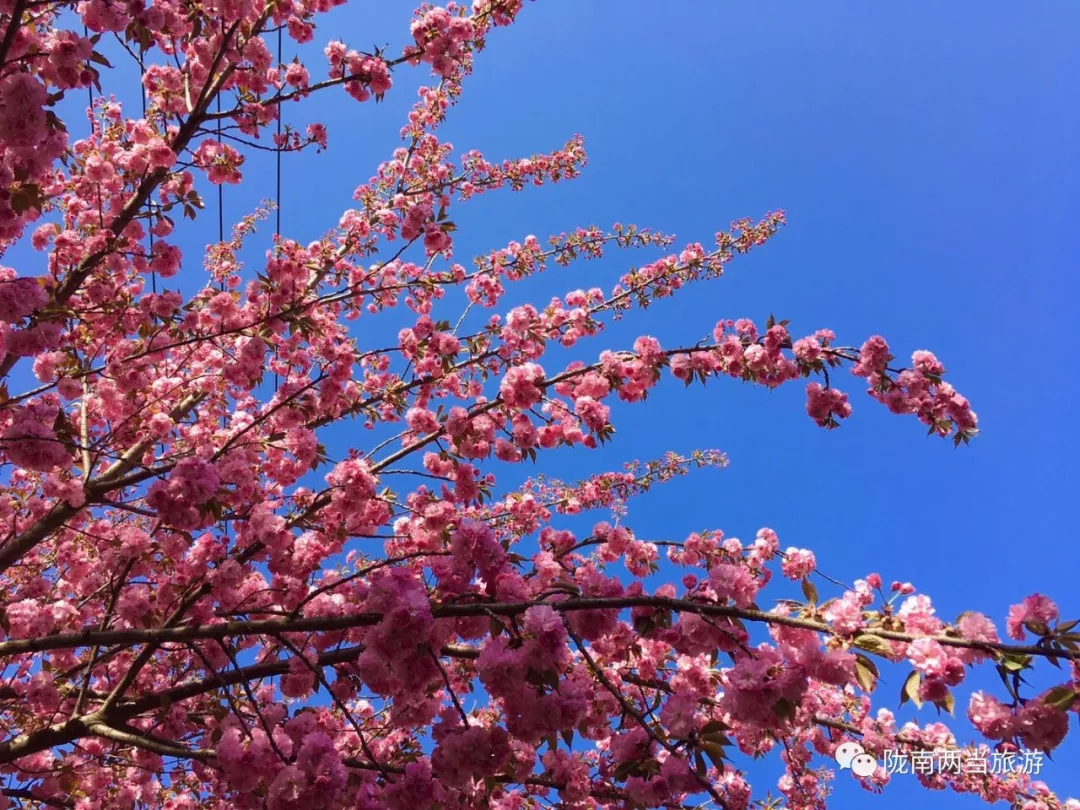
left=0, top=0, right=1074, bottom=808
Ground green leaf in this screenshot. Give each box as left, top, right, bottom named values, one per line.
left=702, top=731, right=732, bottom=747
left=694, top=751, right=707, bottom=777
left=854, top=653, right=878, bottom=692
left=10, top=183, right=44, bottom=215
left=901, top=670, right=922, bottom=709
left=773, top=697, right=796, bottom=721
left=703, top=742, right=727, bottom=771
left=1044, top=686, right=1080, bottom=711
left=1001, top=652, right=1031, bottom=673
left=853, top=634, right=893, bottom=657
left=935, top=690, right=955, bottom=715
left=801, top=578, right=818, bottom=604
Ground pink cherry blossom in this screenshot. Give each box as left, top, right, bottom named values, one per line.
left=781, top=547, right=816, bottom=580
left=1006, top=593, right=1060, bottom=640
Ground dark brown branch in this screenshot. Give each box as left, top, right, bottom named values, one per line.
left=1, top=787, right=74, bottom=809
left=0, top=393, right=204, bottom=573
left=569, top=629, right=728, bottom=810
left=2, top=596, right=1068, bottom=662
left=86, top=721, right=212, bottom=760
left=0, top=15, right=264, bottom=385
left=0, top=0, right=27, bottom=66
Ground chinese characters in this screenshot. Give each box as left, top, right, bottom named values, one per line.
left=881, top=749, right=1044, bottom=776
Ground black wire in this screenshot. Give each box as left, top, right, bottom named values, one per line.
left=217, top=96, right=224, bottom=280
left=217, top=20, right=227, bottom=436
left=274, top=26, right=283, bottom=394
left=276, top=28, right=283, bottom=239
left=140, top=62, right=156, bottom=294
left=217, top=20, right=225, bottom=291
left=137, top=63, right=164, bottom=460
left=85, top=26, right=103, bottom=230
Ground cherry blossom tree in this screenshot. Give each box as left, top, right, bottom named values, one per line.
left=0, top=1, right=1075, bottom=809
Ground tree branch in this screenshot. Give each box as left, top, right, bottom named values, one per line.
left=2, top=596, right=1067, bottom=662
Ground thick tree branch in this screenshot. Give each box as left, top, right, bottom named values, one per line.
left=1, top=595, right=1068, bottom=660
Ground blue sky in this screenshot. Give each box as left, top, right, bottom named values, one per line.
left=275, top=3, right=1080, bottom=804
left=8, top=1, right=1080, bottom=806
left=343, top=3, right=1075, bottom=804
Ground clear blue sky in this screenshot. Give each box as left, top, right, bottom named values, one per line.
left=218, top=1, right=1080, bottom=805
left=12, top=1, right=1080, bottom=805
left=280, top=3, right=1080, bottom=804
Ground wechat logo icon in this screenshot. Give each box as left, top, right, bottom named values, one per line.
left=835, top=741, right=878, bottom=778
